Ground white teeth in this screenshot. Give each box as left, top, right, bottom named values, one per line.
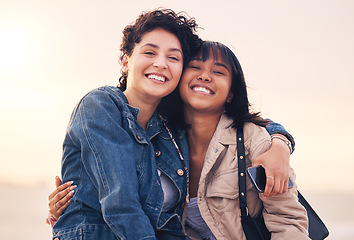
left=147, top=74, right=166, bottom=82
left=193, top=86, right=211, bottom=94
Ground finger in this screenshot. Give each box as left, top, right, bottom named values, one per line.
left=55, top=186, right=75, bottom=208
left=51, top=190, right=74, bottom=219
left=277, top=178, right=285, bottom=194
left=49, top=186, right=75, bottom=216
left=263, top=176, right=274, bottom=199
left=50, top=184, right=76, bottom=209
left=282, top=177, right=289, bottom=193
left=273, top=171, right=288, bottom=194
left=269, top=177, right=281, bottom=197
left=56, top=195, right=72, bottom=214
left=48, top=180, right=74, bottom=201
left=48, top=182, right=75, bottom=215
left=55, top=176, right=62, bottom=188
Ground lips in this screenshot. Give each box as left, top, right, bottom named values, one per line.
left=146, top=74, right=168, bottom=82
left=190, top=85, right=214, bottom=95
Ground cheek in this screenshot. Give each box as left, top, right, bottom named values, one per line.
left=172, top=63, right=183, bottom=80
left=221, top=78, right=232, bottom=94
left=178, top=84, right=188, bottom=103
left=178, top=73, right=190, bottom=91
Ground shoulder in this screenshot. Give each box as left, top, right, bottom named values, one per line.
left=243, top=123, right=271, bottom=158
left=214, top=116, right=270, bottom=147
left=82, top=86, right=126, bottom=102
left=69, top=86, right=134, bottom=123
left=77, top=86, right=130, bottom=111
left=243, top=122, right=269, bottom=141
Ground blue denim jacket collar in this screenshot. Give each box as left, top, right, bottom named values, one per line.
left=106, top=87, right=168, bottom=142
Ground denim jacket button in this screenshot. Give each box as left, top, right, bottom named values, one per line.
left=155, top=151, right=161, bottom=157
left=177, top=169, right=184, bottom=176
left=136, top=134, right=142, bottom=141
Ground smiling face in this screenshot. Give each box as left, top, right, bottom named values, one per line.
left=122, top=28, right=183, bottom=103
left=179, top=51, right=233, bottom=115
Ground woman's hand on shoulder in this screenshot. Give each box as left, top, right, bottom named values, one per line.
left=253, top=134, right=291, bottom=199
left=47, top=176, right=76, bottom=221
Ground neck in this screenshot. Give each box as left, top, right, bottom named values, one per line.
left=124, top=90, right=161, bottom=130
left=185, top=107, right=223, bottom=197
left=185, top=108, right=223, bottom=155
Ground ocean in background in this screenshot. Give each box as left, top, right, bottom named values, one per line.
left=0, top=185, right=353, bottom=240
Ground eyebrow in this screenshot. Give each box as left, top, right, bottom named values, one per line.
left=141, top=43, right=182, bottom=55
left=191, top=58, right=230, bottom=71
left=214, top=62, right=230, bottom=71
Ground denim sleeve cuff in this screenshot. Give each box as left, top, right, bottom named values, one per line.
left=266, top=119, right=295, bottom=153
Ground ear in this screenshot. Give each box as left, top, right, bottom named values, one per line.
left=226, top=91, right=234, bottom=103
left=121, top=55, right=129, bottom=73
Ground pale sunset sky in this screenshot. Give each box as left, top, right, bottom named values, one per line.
left=1, top=0, right=353, bottom=196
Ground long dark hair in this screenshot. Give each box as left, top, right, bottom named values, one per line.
left=159, top=41, right=268, bottom=129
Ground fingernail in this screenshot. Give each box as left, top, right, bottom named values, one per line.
left=70, top=185, right=77, bottom=190
left=69, top=190, right=74, bottom=196
left=67, top=181, right=74, bottom=186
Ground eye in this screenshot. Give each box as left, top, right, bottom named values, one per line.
left=188, top=65, right=200, bottom=70
left=214, top=71, right=225, bottom=75
left=168, top=56, right=180, bottom=61
left=144, top=51, right=155, bottom=56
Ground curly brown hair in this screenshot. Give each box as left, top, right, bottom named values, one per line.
left=118, top=8, right=201, bottom=91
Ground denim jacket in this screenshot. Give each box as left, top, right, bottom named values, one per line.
left=53, top=86, right=189, bottom=240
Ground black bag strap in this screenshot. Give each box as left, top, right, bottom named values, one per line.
left=236, top=125, right=271, bottom=240
left=236, top=125, right=248, bottom=218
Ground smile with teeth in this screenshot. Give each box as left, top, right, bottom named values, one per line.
left=192, top=86, right=214, bottom=95
left=146, top=74, right=167, bottom=82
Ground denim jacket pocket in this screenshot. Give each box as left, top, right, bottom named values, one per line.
left=53, top=227, right=83, bottom=240
left=53, top=225, right=117, bottom=240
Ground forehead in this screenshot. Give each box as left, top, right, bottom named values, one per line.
left=139, top=28, right=181, bottom=47
left=192, top=50, right=230, bottom=70
left=195, top=48, right=228, bottom=64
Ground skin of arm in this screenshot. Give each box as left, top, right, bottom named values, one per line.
left=253, top=134, right=290, bottom=199
left=253, top=120, right=294, bottom=199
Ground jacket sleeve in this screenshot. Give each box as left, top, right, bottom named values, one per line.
left=262, top=172, right=309, bottom=239
left=247, top=125, right=309, bottom=239
left=66, top=89, right=157, bottom=240
left=266, top=119, right=295, bottom=153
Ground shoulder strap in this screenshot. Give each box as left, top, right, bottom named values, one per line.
left=236, top=125, right=249, bottom=217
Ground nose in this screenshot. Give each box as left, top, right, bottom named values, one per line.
left=153, top=55, right=168, bottom=69
left=197, top=71, right=211, bottom=82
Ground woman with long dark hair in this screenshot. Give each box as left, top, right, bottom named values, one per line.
left=178, top=41, right=308, bottom=239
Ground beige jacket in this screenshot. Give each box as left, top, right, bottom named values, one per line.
left=185, top=115, right=309, bottom=240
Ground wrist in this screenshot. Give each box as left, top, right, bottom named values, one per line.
left=46, top=212, right=57, bottom=227
left=271, top=134, right=293, bottom=154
